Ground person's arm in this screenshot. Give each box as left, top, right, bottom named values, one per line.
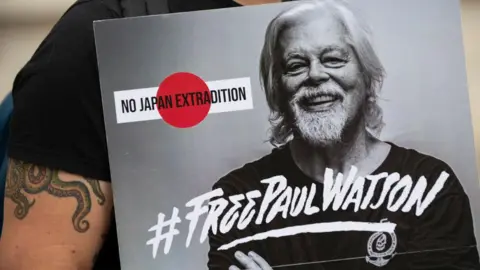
left=407, top=165, right=480, bottom=270
left=0, top=1, right=121, bottom=268
left=0, top=159, right=113, bottom=270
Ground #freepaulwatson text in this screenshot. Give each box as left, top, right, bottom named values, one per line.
left=145, top=166, right=450, bottom=259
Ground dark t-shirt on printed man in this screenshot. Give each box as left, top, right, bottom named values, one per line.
left=6, top=0, right=240, bottom=269
left=208, top=142, right=480, bottom=270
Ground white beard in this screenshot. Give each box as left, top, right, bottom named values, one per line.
left=291, top=103, right=347, bottom=146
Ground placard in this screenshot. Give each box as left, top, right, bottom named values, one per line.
left=94, top=0, right=480, bottom=269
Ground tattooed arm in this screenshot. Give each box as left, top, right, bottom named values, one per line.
left=0, top=159, right=113, bottom=270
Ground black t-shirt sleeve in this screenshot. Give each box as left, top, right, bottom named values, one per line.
left=407, top=163, right=480, bottom=269
left=7, top=0, right=120, bottom=181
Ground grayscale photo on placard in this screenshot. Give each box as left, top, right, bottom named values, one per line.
left=93, top=0, right=480, bottom=269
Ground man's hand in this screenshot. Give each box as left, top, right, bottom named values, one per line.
left=229, top=251, right=273, bottom=270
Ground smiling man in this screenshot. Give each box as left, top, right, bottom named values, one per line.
left=207, top=1, right=480, bottom=269
left=0, top=0, right=287, bottom=270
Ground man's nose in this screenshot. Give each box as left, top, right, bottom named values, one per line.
left=308, top=62, right=330, bottom=83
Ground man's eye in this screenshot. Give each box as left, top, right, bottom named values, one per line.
left=286, top=63, right=306, bottom=73
left=323, top=57, right=346, bottom=68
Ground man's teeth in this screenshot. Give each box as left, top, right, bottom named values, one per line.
left=308, top=95, right=336, bottom=103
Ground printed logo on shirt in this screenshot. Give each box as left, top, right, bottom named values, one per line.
left=365, top=218, right=397, bottom=267
left=112, top=72, right=253, bottom=127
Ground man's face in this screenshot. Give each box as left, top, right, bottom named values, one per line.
left=278, top=12, right=366, bottom=146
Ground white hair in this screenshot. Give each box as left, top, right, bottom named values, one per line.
left=259, top=0, right=386, bottom=146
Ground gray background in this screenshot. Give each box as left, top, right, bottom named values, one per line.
left=93, top=0, right=479, bottom=269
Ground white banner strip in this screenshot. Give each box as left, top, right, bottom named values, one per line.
left=217, top=221, right=397, bottom=251
left=113, top=77, right=254, bottom=124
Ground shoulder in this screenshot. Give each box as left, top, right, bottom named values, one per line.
left=55, top=0, right=120, bottom=27
left=391, top=143, right=451, bottom=171
left=36, top=0, right=120, bottom=46
left=212, top=147, right=287, bottom=193
left=7, top=0, right=122, bottom=181
left=387, top=142, right=465, bottom=195
left=34, top=0, right=120, bottom=60
left=12, top=0, right=121, bottom=92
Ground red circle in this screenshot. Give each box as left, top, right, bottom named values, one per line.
left=156, top=72, right=211, bottom=128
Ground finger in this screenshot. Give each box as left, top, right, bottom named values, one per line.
left=248, top=251, right=273, bottom=270
left=229, top=266, right=241, bottom=270
left=235, top=251, right=261, bottom=269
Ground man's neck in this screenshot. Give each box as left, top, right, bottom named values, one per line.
left=233, top=0, right=281, bottom=5
left=289, top=126, right=390, bottom=183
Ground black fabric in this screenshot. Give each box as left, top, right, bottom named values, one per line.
left=6, top=0, right=239, bottom=269
left=168, top=0, right=240, bottom=13
left=119, top=0, right=170, bottom=17
left=8, top=0, right=121, bottom=181
left=102, top=0, right=240, bottom=17
left=208, top=142, right=480, bottom=269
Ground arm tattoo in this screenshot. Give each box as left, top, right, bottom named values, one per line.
left=5, top=159, right=106, bottom=233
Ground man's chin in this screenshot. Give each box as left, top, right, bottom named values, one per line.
left=293, top=122, right=343, bottom=147
left=299, top=133, right=342, bottom=147
left=292, top=113, right=346, bottom=147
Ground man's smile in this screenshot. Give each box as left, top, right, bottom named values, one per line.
left=300, top=94, right=342, bottom=112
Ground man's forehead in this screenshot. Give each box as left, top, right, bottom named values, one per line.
left=278, top=16, right=348, bottom=54
left=283, top=11, right=344, bottom=37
